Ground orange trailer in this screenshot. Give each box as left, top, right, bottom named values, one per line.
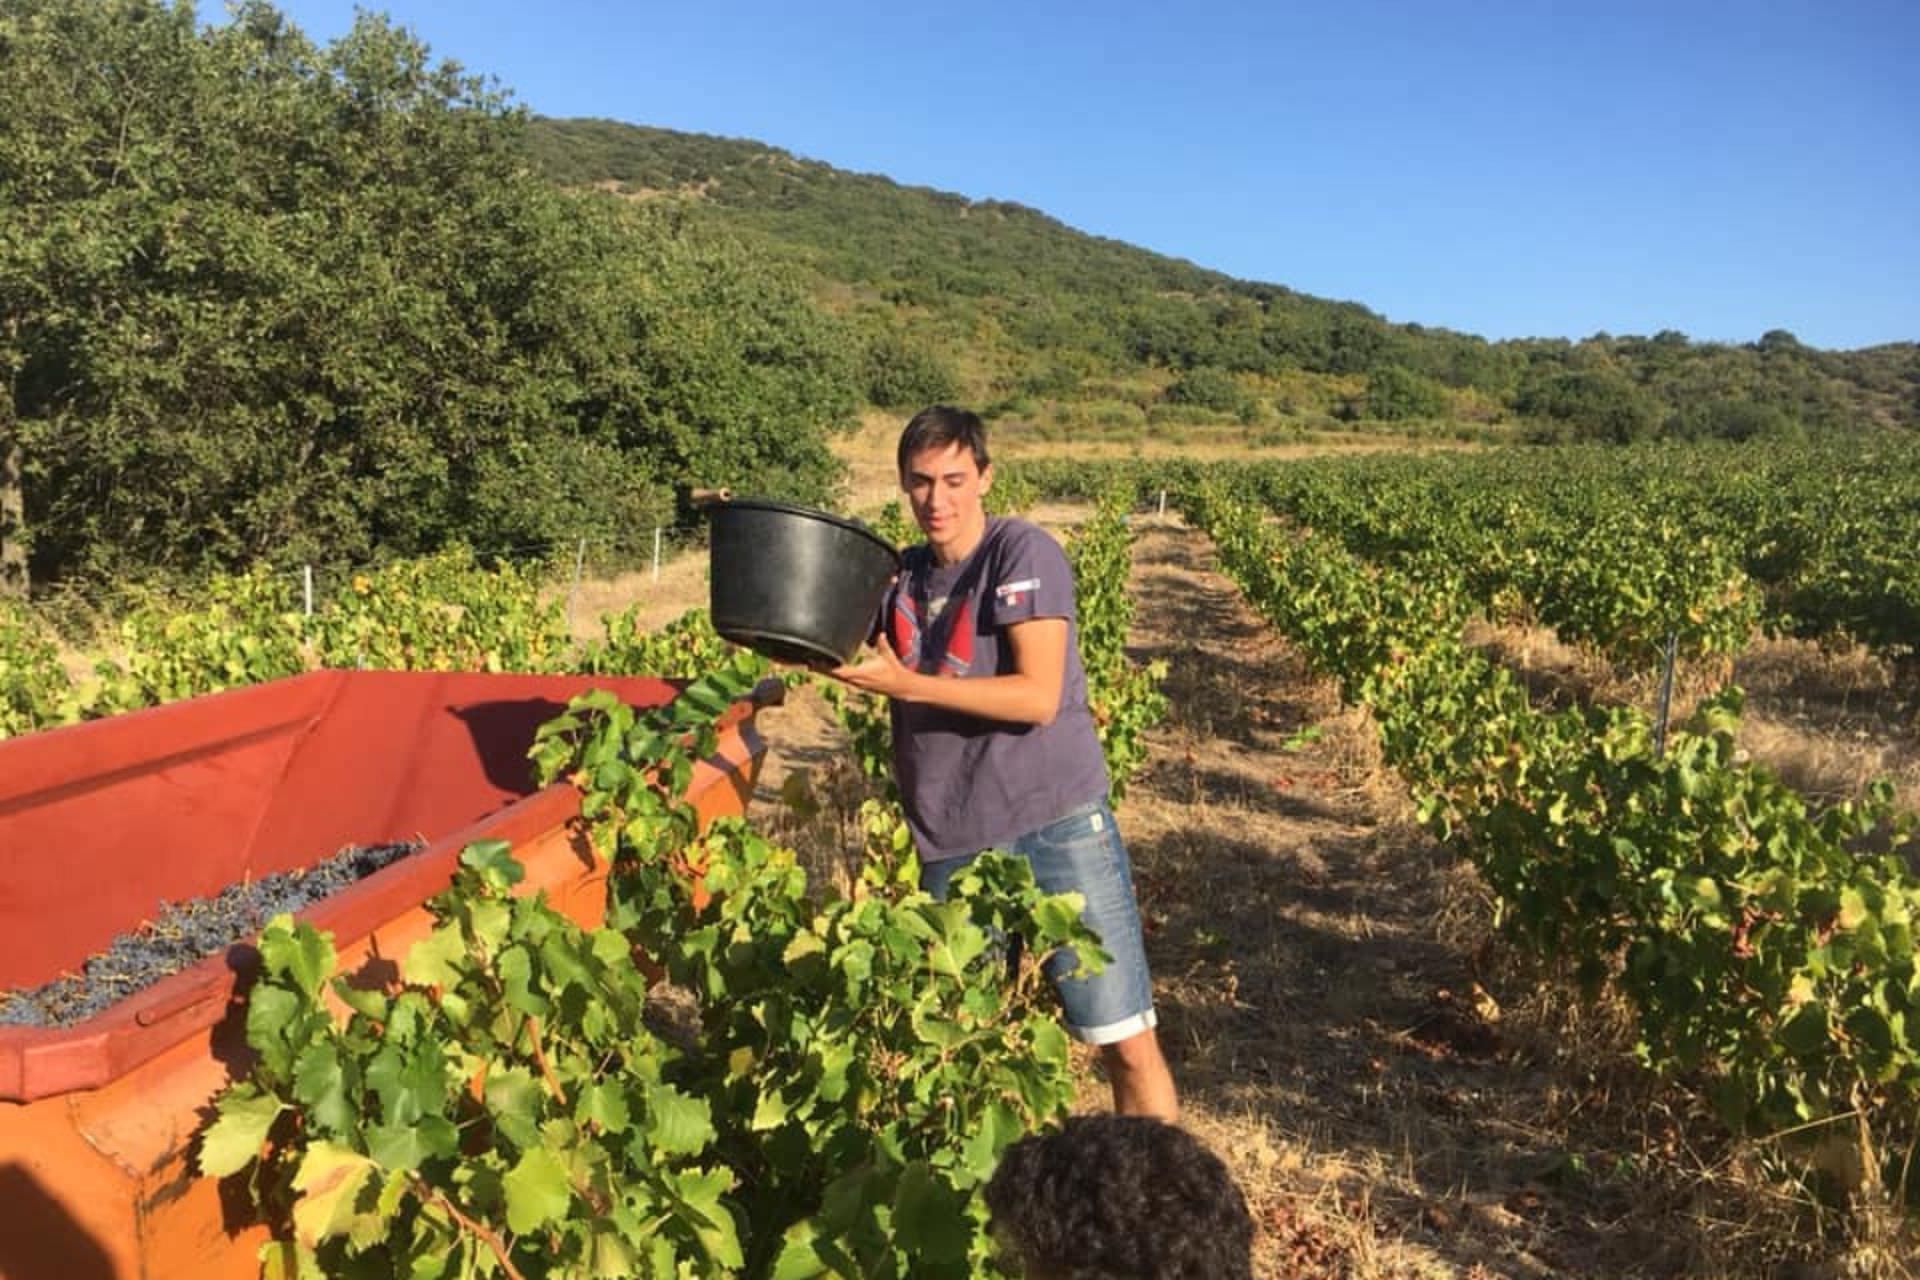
left=0, top=669, right=774, bottom=1279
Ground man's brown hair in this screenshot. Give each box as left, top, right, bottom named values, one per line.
left=897, top=405, right=990, bottom=478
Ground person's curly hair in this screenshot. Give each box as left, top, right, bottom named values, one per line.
left=984, top=1114, right=1254, bottom=1279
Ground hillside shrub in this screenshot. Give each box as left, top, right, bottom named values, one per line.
left=1665, top=398, right=1799, bottom=442
left=467, top=438, right=674, bottom=556
left=1517, top=369, right=1661, bottom=443
left=1163, top=366, right=1246, bottom=414
left=1365, top=364, right=1448, bottom=420
left=860, top=328, right=961, bottom=409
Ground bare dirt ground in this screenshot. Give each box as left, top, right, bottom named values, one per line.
left=732, top=511, right=1910, bottom=1279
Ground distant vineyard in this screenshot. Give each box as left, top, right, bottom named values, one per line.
left=1010, top=435, right=1920, bottom=666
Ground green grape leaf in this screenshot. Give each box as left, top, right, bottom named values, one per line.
left=198, top=1087, right=284, bottom=1177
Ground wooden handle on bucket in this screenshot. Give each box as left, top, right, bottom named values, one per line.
left=690, top=486, right=733, bottom=509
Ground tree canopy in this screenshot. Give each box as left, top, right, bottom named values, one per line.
left=0, top=0, right=858, bottom=592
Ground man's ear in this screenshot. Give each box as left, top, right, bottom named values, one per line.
left=980, top=463, right=994, bottom=492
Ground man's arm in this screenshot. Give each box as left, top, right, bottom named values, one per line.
left=828, top=615, right=1068, bottom=726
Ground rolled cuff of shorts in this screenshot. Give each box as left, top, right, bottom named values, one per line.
left=1068, top=1006, right=1158, bottom=1047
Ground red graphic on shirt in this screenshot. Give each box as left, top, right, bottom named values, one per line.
left=888, top=596, right=916, bottom=662
left=940, top=600, right=974, bottom=674
left=889, top=591, right=974, bottom=676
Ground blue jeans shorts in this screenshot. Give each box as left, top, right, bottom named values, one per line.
left=920, top=798, right=1159, bottom=1046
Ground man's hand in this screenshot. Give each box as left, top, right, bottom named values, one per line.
left=819, top=617, right=1067, bottom=726
left=827, top=637, right=916, bottom=699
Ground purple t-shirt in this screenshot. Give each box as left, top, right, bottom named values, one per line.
left=883, top=516, right=1111, bottom=862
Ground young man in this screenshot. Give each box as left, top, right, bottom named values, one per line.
left=828, top=405, right=1178, bottom=1120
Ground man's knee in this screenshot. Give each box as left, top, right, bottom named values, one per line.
left=1101, top=1028, right=1164, bottom=1069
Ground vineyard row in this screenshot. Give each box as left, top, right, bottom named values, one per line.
left=1185, top=481, right=1918, bottom=1200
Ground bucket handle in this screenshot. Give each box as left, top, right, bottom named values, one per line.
left=690, top=487, right=733, bottom=510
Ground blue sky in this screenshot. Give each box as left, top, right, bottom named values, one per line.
left=264, top=1, right=1918, bottom=351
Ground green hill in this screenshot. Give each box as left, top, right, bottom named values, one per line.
left=525, top=116, right=1920, bottom=443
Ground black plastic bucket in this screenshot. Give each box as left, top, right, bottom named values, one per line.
left=708, top=500, right=902, bottom=666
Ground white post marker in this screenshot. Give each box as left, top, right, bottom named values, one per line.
left=653, top=527, right=663, bottom=583
left=303, top=564, right=314, bottom=617
left=568, top=538, right=587, bottom=627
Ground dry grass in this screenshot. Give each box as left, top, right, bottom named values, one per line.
left=555, top=543, right=717, bottom=645
left=1731, top=638, right=1920, bottom=815
left=836, top=410, right=916, bottom=512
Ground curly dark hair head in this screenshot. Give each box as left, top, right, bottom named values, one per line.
left=984, top=1114, right=1254, bottom=1280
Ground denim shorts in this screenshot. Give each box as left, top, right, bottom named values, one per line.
left=920, top=798, right=1158, bottom=1046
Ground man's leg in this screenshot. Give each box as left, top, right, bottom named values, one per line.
left=1014, top=801, right=1180, bottom=1120
left=1102, top=1026, right=1179, bottom=1121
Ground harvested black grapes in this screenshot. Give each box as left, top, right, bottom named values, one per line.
left=0, top=841, right=423, bottom=1028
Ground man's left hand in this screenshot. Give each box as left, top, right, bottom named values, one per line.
left=828, top=638, right=915, bottom=699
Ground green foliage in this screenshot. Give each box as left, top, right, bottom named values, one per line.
left=89, top=568, right=309, bottom=712
left=1188, top=477, right=1920, bottom=1196
left=1364, top=365, right=1447, bottom=420
left=551, top=663, right=1095, bottom=1273
left=206, top=855, right=746, bottom=1277
left=864, top=500, right=917, bottom=550
left=1, top=1, right=857, bottom=592
left=1250, top=440, right=1920, bottom=663
left=997, top=439, right=1920, bottom=670
left=209, top=662, right=1097, bottom=1275
left=1062, top=492, right=1168, bottom=804
left=0, top=598, right=66, bottom=734
left=603, top=204, right=859, bottom=511
left=1665, top=398, right=1797, bottom=442
left=1517, top=368, right=1662, bottom=443
left=1162, top=366, right=1247, bottom=415
left=57, top=547, right=571, bottom=715
left=983, top=468, right=1039, bottom=519
left=2, top=552, right=794, bottom=739
left=467, top=437, right=675, bottom=557
left=575, top=606, right=754, bottom=680
left=858, top=327, right=961, bottom=410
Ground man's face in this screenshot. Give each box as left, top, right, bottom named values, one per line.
left=901, top=440, right=991, bottom=552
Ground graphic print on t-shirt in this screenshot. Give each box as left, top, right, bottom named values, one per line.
left=889, top=589, right=974, bottom=676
